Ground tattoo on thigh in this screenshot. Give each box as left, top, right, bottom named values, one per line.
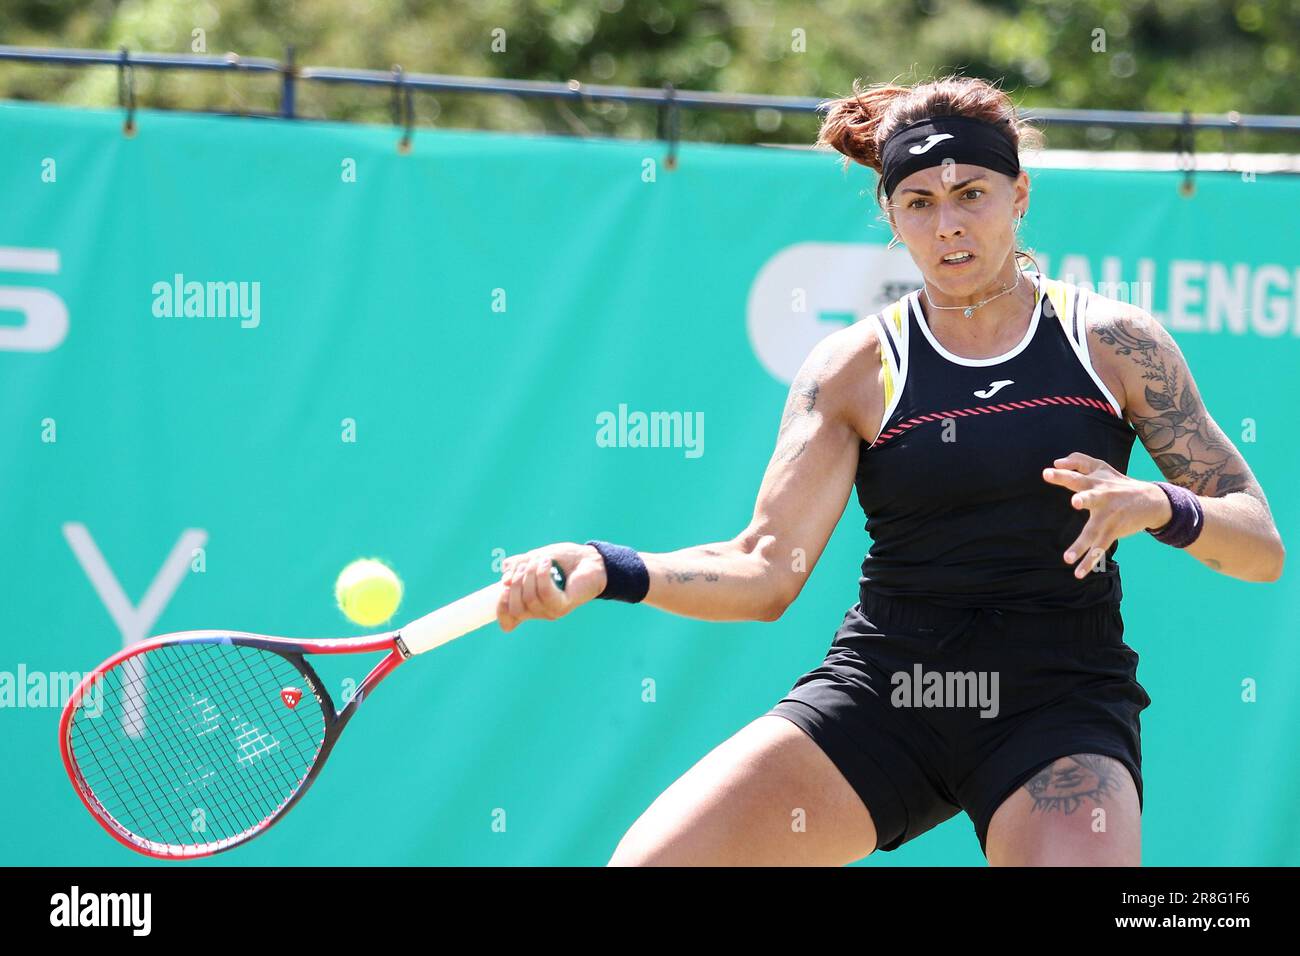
left=1022, top=754, right=1122, bottom=814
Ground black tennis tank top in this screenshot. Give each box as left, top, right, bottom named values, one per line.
left=855, top=272, right=1138, bottom=611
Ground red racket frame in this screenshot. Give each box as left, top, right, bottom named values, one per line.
left=59, top=629, right=409, bottom=859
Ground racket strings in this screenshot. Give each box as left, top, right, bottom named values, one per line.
left=79, top=653, right=265, bottom=849
left=111, top=647, right=314, bottom=847
left=81, top=643, right=324, bottom=850
left=145, top=644, right=325, bottom=845
left=73, top=646, right=284, bottom=849
left=68, top=641, right=328, bottom=853
left=86, top=655, right=280, bottom=848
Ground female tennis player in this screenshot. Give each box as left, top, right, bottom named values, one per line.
left=494, top=74, right=1285, bottom=866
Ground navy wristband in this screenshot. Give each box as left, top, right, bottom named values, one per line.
left=585, top=540, right=649, bottom=603
left=1146, top=481, right=1204, bottom=548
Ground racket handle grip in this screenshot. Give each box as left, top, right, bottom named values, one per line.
left=399, top=560, right=567, bottom=656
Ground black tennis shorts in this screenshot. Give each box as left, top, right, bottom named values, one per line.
left=766, top=588, right=1152, bottom=858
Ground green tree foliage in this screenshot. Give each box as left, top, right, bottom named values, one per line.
left=0, top=0, right=1295, bottom=152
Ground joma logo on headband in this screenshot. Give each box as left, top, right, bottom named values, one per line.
left=908, top=133, right=955, bottom=155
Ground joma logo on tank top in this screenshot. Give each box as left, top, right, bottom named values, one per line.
left=973, top=379, right=1015, bottom=398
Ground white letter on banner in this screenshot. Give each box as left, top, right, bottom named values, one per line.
left=0, top=247, right=67, bottom=352
left=1168, top=261, right=1205, bottom=332
left=1251, top=265, right=1290, bottom=336
left=62, top=524, right=208, bottom=738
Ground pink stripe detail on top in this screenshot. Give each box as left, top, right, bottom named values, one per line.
left=870, top=395, right=1120, bottom=448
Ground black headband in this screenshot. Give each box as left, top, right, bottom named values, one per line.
left=880, top=114, right=1021, bottom=200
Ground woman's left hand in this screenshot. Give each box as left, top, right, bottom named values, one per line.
left=1042, top=452, right=1170, bottom=579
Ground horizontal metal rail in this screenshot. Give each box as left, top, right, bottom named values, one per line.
left=2, top=43, right=1298, bottom=137
left=0, top=45, right=281, bottom=73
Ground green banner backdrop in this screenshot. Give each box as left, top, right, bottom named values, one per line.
left=1, top=100, right=1295, bottom=866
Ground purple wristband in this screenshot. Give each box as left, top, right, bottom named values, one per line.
left=585, top=540, right=650, bottom=603
left=1146, top=481, right=1204, bottom=548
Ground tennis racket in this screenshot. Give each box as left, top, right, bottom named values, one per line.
left=59, top=561, right=566, bottom=859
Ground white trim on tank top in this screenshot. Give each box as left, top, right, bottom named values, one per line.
left=866, top=272, right=1129, bottom=451
left=1069, top=285, right=1126, bottom=419
left=909, top=270, right=1044, bottom=368
left=867, top=298, right=910, bottom=452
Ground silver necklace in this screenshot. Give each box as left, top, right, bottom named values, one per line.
left=923, top=268, right=1023, bottom=319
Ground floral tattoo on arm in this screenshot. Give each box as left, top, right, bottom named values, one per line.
left=1096, top=314, right=1256, bottom=499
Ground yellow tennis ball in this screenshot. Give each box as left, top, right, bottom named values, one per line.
left=335, top=558, right=403, bottom=627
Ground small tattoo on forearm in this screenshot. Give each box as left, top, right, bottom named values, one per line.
left=665, top=568, right=720, bottom=583
left=1023, top=754, right=1122, bottom=815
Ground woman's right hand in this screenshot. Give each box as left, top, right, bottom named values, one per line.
left=496, top=542, right=608, bottom=632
